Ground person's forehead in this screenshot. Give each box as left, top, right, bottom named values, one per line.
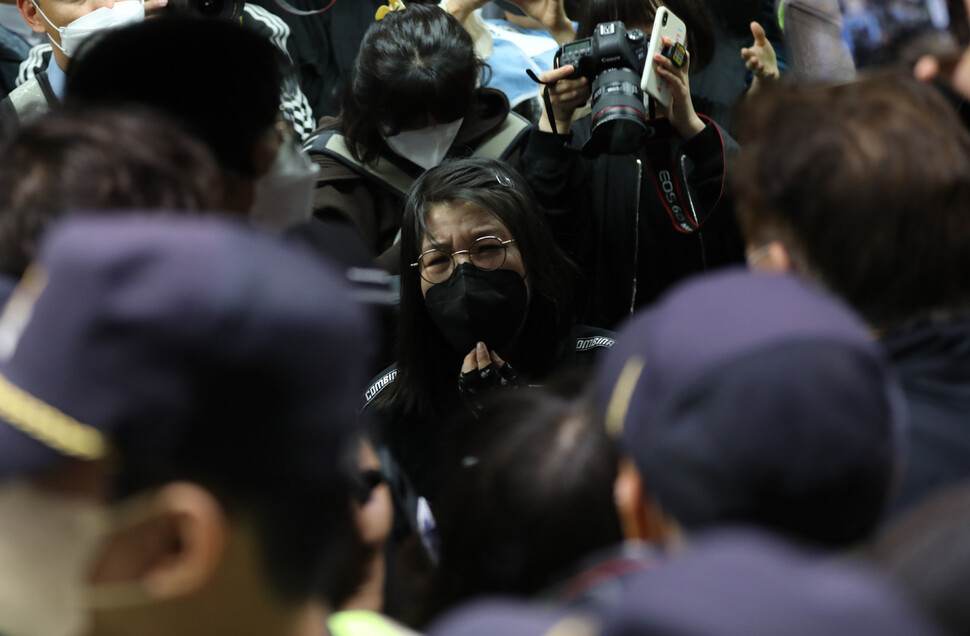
left=423, top=201, right=509, bottom=246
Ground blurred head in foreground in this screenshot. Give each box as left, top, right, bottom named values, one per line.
left=596, top=269, right=900, bottom=549
left=0, top=215, right=373, bottom=636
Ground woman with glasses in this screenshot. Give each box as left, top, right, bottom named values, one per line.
left=362, top=157, right=615, bottom=524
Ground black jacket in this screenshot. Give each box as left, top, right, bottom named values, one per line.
left=522, top=117, right=744, bottom=329
left=362, top=325, right=617, bottom=539
left=881, top=319, right=970, bottom=516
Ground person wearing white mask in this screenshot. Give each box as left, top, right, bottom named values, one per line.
left=0, top=0, right=143, bottom=133
left=306, top=2, right=531, bottom=273
left=2, top=0, right=319, bottom=144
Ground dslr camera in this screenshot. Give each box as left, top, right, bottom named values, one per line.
left=554, top=21, right=649, bottom=155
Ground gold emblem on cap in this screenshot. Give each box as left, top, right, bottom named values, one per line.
left=0, top=371, right=109, bottom=460
left=605, top=356, right=645, bottom=438
left=542, top=616, right=600, bottom=636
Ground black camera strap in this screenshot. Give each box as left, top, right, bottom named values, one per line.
left=526, top=69, right=563, bottom=137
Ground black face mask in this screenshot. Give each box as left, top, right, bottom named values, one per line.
left=424, top=264, right=528, bottom=354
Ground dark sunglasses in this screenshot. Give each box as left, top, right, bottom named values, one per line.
left=353, top=469, right=386, bottom=505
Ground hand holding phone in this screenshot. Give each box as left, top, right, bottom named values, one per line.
left=641, top=7, right=688, bottom=107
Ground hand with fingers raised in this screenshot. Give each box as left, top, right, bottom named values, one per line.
left=741, top=21, right=780, bottom=96
left=458, top=341, right=522, bottom=414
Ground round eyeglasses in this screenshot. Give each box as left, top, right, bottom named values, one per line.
left=411, top=235, right=517, bottom=284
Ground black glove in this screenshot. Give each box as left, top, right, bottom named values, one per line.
left=457, top=362, right=522, bottom=414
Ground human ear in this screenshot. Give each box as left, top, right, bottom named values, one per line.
left=614, top=459, right=676, bottom=545
left=88, top=482, right=228, bottom=601
left=17, top=0, right=48, bottom=35
left=614, top=459, right=646, bottom=541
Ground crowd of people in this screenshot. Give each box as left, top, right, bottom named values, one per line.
left=1, top=0, right=969, bottom=635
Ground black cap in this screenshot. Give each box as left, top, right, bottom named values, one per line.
left=425, top=532, right=939, bottom=636
left=596, top=269, right=901, bottom=546
left=601, top=529, right=942, bottom=636
left=0, top=214, right=373, bottom=492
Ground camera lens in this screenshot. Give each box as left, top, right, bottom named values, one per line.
left=585, top=68, right=649, bottom=155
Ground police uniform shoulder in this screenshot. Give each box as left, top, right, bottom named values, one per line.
left=573, top=325, right=616, bottom=352
left=364, top=363, right=399, bottom=406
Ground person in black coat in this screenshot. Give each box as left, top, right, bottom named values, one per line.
left=522, top=0, right=745, bottom=329
left=733, top=74, right=970, bottom=518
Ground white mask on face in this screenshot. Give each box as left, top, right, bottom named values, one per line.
left=249, top=136, right=320, bottom=232
left=32, top=0, right=145, bottom=58
left=383, top=118, right=464, bottom=171
left=0, top=479, right=109, bottom=636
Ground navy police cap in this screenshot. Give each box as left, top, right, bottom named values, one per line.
left=595, top=269, right=901, bottom=546
left=0, top=214, right=372, bottom=489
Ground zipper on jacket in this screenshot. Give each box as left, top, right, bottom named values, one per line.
left=679, top=154, right=708, bottom=270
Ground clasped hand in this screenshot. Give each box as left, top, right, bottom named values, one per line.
left=457, top=341, right=521, bottom=412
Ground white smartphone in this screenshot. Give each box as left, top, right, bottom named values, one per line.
left=640, top=7, right=688, bottom=108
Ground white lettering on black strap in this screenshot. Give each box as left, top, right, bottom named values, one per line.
left=364, top=369, right=398, bottom=403
left=576, top=336, right=616, bottom=351
left=648, top=160, right=696, bottom=233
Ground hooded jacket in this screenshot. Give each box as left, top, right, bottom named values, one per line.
left=308, top=87, right=530, bottom=273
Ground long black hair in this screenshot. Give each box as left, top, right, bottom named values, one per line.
left=377, top=158, right=577, bottom=418
left=339, top=4, right=483, bottom=165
